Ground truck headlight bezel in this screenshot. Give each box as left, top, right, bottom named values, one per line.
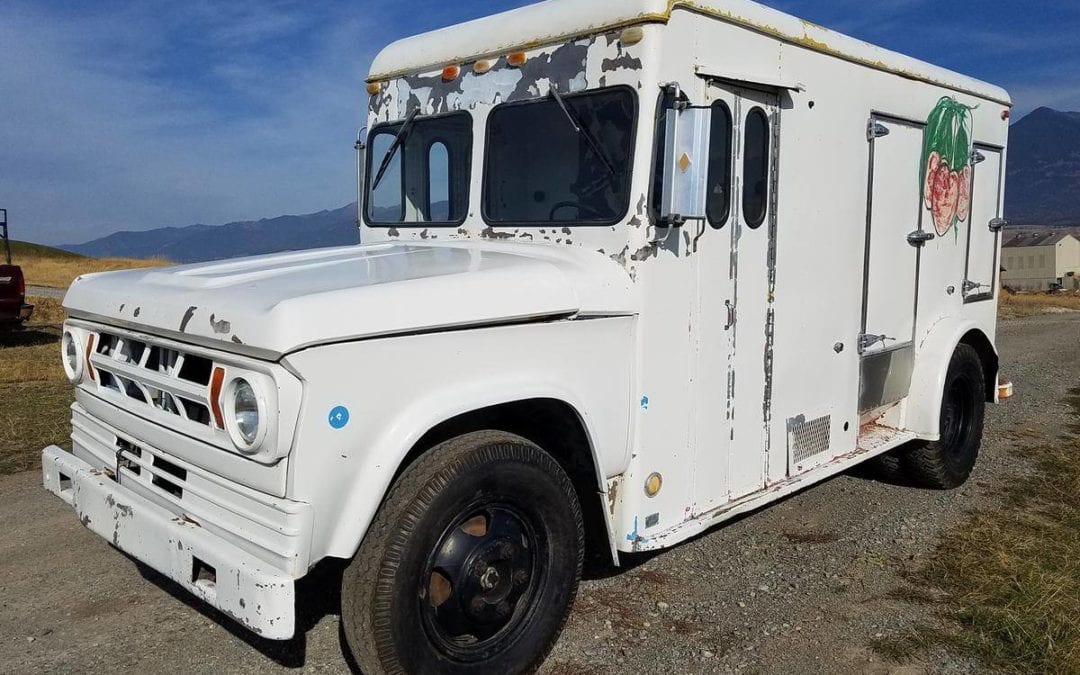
left=61, top=330, right=84, bottom=384
left=223, top=376, right=268, bottom=454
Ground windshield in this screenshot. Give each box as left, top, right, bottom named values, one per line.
left=483, top=87, right=637, bottom=225
left=365, top=112, right=472, bottom=226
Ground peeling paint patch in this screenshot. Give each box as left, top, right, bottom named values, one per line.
left=179, top=306, right=197, bottom=333
left=640, top=395, right=650, bottom=410
left=626, top=516, right=640, bottom=543
left=481, top=227, right=515, bottom=240
left=631, top=244, right=658, bottom=262
left=209, top=314, right=231, bottom=335
left=602, top=52, right=644, bottom=73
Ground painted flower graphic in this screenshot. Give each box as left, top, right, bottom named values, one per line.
left=920, top=97, right=975, bottom=238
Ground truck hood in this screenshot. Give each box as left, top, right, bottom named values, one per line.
left=64, top=242, right=636, bottom=360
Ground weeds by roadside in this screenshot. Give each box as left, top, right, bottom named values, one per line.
left=999, top=291, right=1080, bottom=319
left=0, top=296, right=71, bottom=475
left=879, top=389, right=1080, bottom=673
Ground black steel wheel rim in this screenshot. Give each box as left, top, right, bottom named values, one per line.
left=419, top=503, right=542, bottom=660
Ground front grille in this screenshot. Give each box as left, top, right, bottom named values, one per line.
left=90, top=332, right=217, bottom=429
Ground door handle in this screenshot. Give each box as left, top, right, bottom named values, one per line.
left=725, top=300, right=736, bottom=331
left=907, top=230, right=934, bottom=246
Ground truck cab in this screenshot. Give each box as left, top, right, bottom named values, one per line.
left=0, top=210, right=34, bottom=329
left=42, top=1, right=1010, bottom=673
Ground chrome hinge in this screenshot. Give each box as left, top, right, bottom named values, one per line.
left=867, top=120, right=890, bottom=141
left=970, top=149, right=986, bottom=165
left=988, top=217, right=1009, bottom=232
left=859, top=333, right=895, bottom=353
left=724, top=300, right=737, bottom=331
left=907, top=229, right=935, bottom=246
left=963, top=280, right=990, bottom=294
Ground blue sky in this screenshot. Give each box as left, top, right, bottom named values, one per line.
left=2, top=0, right=1077, bottom=245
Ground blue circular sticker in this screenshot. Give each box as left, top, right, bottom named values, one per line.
left=328, top=406, right=350, bottom=430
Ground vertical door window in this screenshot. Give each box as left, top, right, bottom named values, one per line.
left=742, top=108, right=770, bottom=229
left=428, top=141, right=450, bottom=221
left=706, top=101, right=734, bottom=228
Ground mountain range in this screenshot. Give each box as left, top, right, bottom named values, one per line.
left=64, top=107, right=1080, bottom=263
left=1004, top=107, right=1080, bottom=226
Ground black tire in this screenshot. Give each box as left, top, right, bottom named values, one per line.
left=342, top=431, right=584, bottom=675
left=904, top=344, right=986, bottom=489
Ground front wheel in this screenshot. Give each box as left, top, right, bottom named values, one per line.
left=342, top=431, right=583, bottom=675
left=904, top=344, right=986, bottom=489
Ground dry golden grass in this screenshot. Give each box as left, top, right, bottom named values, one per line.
left=0, top=330, right=72, bottom=474
left=19, top=251, right=167, bottom=289
left=25, top=296, right=67, bottom=326
left=999, top=291, right=1080, bottom=319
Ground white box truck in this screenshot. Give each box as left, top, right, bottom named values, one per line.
left=42, top=0, right=1012, bottom=671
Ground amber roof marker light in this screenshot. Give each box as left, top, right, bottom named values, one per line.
left=620, top=26, right=645, bottom=45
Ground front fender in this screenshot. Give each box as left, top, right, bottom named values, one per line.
left=282, top=318, right=634, bottom=563
left=906, top=317, right=994, bottom=438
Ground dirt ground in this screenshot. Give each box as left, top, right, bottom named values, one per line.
left=1, top=313, right=1076, bottom=674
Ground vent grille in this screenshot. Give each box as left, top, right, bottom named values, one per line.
left=788, top=415, right=831, bottom=463
left=91, top=332, right=215, bottom=428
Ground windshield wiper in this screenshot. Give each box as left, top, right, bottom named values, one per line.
left=372, top=109, right=419, bottom=190
left=549, top=85, right=618, bottom=177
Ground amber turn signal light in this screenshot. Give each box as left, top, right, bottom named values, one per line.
left=507, top=52, right=528, bottom=67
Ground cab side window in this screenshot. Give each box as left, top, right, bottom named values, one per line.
left=706, top=101, right=733, bottom=228
left=742, top=107, right=770, bottom=229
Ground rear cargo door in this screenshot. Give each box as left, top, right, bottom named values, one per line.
left=859, top=116, right=924, bottom=414
left=963, top=145, right=1005, bottom=302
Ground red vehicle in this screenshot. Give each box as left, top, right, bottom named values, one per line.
left=0, top=210, right=34, bottom=329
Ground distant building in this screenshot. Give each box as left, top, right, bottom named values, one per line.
left=1001, top=232, right=1080, bottom=291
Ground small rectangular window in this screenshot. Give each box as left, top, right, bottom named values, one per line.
left=742, top=108, right=770, bottom=229
left=706, top=101, right=733, bottom=228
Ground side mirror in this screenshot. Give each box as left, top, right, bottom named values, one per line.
left=659, top=107, right=712, bottom=227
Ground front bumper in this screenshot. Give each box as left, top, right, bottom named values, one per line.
left=42, top=446, right=297, bottom=639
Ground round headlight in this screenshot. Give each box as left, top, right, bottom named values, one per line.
left=61, top=330, right=83, bottom=383
left=226, top=378, right=263, bottom=451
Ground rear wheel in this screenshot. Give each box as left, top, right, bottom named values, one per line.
left=904, top=344, right=986, bottom=489
left=342, top=431, right=583, bottom=675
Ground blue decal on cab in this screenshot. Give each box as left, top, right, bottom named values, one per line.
left=329, top=406, right=350, bottom=430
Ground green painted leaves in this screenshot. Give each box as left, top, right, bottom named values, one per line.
left=920, top=97, right=975, bottom=238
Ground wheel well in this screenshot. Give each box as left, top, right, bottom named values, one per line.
left=397, top=399, right=613, bottom=571
left=960, top=329, right=998, bottom=402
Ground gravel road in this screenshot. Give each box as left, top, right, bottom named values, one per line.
left=2, top=313, right=1076, bottom=674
